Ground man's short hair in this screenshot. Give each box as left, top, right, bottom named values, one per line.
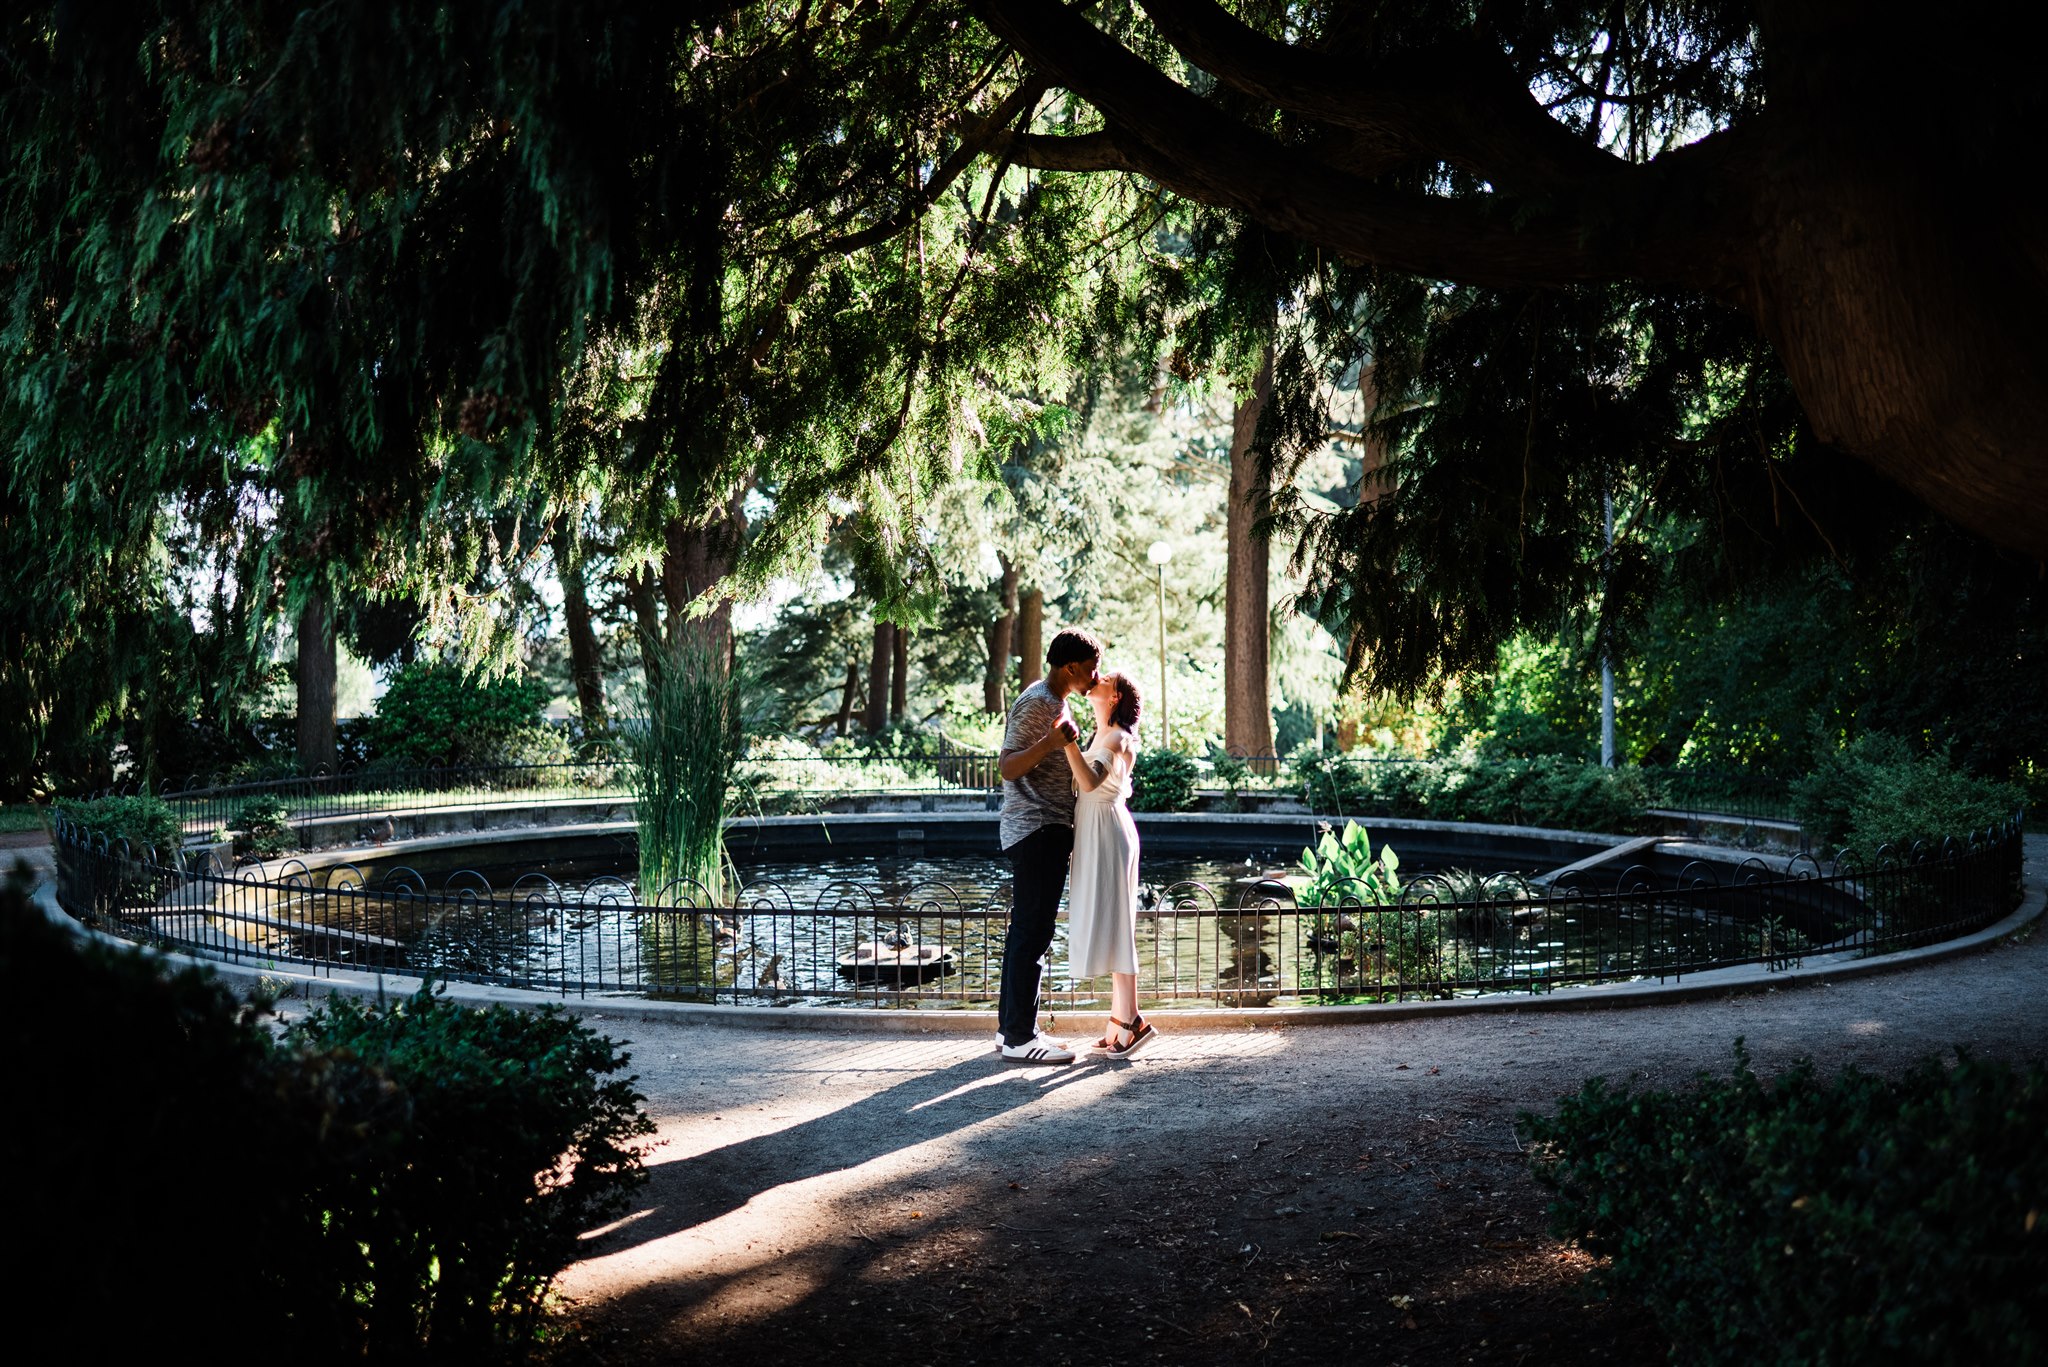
left=1047, top=627, right=1103, bottom=670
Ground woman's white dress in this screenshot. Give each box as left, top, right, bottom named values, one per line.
left=1066, top=729, right=1140, bottom=977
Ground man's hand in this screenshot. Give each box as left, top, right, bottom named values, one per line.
left=1055, top=715, right=1080, bottom=744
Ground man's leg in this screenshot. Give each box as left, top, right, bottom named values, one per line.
left=998, top=824, right=1073, bottom=1046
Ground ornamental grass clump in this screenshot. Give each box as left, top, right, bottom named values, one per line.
left=1518, top=1041, right=2048, bottom=1365
left=625, top=639, right=743, bottom=900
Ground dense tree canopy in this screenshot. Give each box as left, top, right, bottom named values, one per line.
left=3, top=0, right=2041, bottom=794
left=982, top=0, right=2048, bottom=557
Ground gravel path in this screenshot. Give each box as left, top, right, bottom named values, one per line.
left=556, top=838, right=2048, bottom=1366
left=15, top=831, right=2040, bottom=1363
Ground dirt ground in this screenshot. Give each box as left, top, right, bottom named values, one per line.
left=553, top=867, right=2048, bottom=1367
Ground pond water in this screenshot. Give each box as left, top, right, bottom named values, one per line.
left=381, top=845, right=1792, bottom=1006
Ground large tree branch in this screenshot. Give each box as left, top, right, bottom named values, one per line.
left=1135, top=0, right=1623, bottom=193
left=988, top=127, right=1144, bottom=172
left=976, top=0, right=1751, bottom=293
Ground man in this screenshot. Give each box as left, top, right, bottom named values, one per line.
left=993, top=626, right=1102, bottom=1063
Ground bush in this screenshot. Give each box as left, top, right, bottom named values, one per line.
left=284, top=989, right=657, bottom=1354
left=1131, top=747, right=1199, bottom=812
left=2, top=870, right=653, bottom=1362
left=55, top=793, right=182, bottom=856
left=234, top=793, right=294, bottom=859
left=364, top=660, right=560, bottom=768
left=1793, top=734, right=2024, bottom=855
left=1292, top=753, right=1650, bottom=832
left=3, top=861, right=312, bottom=1360
left=1518, top=1042, right=2048, bottom=1365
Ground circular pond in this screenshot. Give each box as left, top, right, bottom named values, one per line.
left=57, top=810, right=2021, bottom=1010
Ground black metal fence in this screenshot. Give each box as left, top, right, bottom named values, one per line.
left=53, top=813, right=2022, bottom=1007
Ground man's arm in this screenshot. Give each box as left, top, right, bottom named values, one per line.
left=998, top=699, right=1078, bottom=781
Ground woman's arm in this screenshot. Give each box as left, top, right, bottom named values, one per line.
left=1061, top=737, right=1109, bottom=792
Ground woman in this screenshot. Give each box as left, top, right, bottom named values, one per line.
left=1060, top=670, right=1157, bottom=1059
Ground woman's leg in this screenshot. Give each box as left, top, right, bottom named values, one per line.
left=1110, top=971, right=1138, bottom=1042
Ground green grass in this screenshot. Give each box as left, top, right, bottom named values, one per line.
left=0, top=804, right=46, bottom=834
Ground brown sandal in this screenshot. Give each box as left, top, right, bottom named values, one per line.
left=1104, top=1013, right=1158, bottom=1060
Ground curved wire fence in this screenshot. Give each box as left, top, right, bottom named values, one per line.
left=52, top=812, right=2023, bottom=1008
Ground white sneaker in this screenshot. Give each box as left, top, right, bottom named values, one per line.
left=998, top=1032, right=1075, bottom=1064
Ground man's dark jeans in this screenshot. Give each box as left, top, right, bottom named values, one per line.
left=998, top=822, right=1074, bottom=1047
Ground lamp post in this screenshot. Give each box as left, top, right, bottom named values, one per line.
left=1146, top=540, right=1173, bottom=750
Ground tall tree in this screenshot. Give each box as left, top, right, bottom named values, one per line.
left=984, top=555, right=1021, bottom=713
left=1017, top=588, right=1045, bottom=688
left=865, top=622, right=893, bottom=734
left=1223, top=344, right=1275, bottom=756
left=551, top=517, right=608, bottom=735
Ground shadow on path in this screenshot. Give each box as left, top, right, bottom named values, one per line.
left=585, top=1051, right=1100, bottom=1260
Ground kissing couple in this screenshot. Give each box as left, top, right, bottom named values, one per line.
left=994, top=626, right=1159, bottom=1065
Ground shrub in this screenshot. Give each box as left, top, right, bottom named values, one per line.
left=364, top=660, right=559, bottom=768
left=1793, top=734, right=2024, bottom=856
left=3, top=861, right=313, bottom=1360
left=284, top=989, right=656, bottom=1354
left=1293, top=750, right=1376, bottom=814
left=1294, top=753, right=1650, bottom=831
left=1131, top=747, right=1198, bottom=811
left=234, top=793, right=294, bottom=859
left=3, top=871, right=654, bottom=1363
left=54, top=793, right=182, bottom=856
left=1518, top=1043, right=2048, bottom=1365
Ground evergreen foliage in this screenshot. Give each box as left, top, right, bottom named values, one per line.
left=1791, top=737, right=2026, bottom=858
left=54, top=793, right=183, bottom=856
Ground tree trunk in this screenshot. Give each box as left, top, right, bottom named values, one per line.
left=629, top=567, right=665, bottom=688
left=658, top=486, right=748, bottom=672
left=1356, top=362, right=1392, bottom=504
left=1017, top=588, right=1044, bottom=688
left=553, top=518, right=607, bottom=735
left=834, top=657, right=860, bottom=737
left=865, top=622, right=892, bottom=733
left=890, top=624, right=909, bottom=722
left=1224, top=346, right=1276, bottom=761
left=295, top=586, right=337, bottom=775
left=984, top=555, right=1020, bottom=713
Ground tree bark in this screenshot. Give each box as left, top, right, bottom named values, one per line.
left=984, top=555, right=1020, bottom=713
left=659, top=486, right=749, bottom=672
left=891, top=624, right=909, bottom=722
left=629, top=567, right=665, bottom=688
left=865, top=622, right=892, bottom=733
left=834, top=657, right=860, bottom=737
left=1224, top=346, right=1276, bottom=761
left=1017, top=587, right=1044, bottom=689
left=295, top=586, right=337, bottom=775
left=553, top=518, right=607, bottom=735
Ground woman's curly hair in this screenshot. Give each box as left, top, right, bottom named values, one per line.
left=1108, top=673, right=1142, bottom=733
